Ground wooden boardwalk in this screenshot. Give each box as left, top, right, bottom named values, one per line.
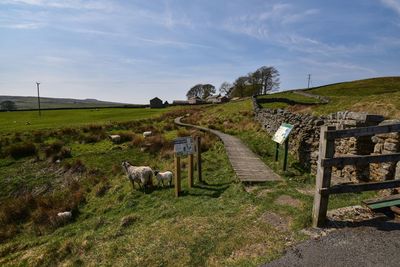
left=175, top=117, right=282, bottom=182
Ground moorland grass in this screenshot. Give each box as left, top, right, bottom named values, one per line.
left=261, top=77, right=400, bottom=117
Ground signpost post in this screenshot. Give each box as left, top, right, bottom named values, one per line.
left=173, top=136, right=195, bottom=197
left=272, top=123, right=294, bottom=171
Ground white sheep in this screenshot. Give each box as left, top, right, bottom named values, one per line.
left=121, top=161, right=153, bottom=190
left=154, top=170, right=173, bottom=187
left=143, top=131, right=152, bottom=138
left=57, top=211, right=72, bottom=221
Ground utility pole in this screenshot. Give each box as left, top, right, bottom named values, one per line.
left=36, top=82, right=41, bottom=117
left=307, top=74, right=311, bottom=89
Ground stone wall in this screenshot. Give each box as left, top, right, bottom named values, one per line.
left=251, top=97, right=398, bottom=182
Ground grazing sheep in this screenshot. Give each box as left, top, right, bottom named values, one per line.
left=109, top=134, right=121, bottom=143
left=154, top=170, right=173, bottom=187
left=121, top=161, right=153, bottom=190
left=57, top=211, right=72, bottom=221
left=143, top=131, right=152, bottom=138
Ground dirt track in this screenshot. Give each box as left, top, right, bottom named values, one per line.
left=263, top=219, right=400, bottom=267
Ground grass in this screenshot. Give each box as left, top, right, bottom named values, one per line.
left=0, top=105, right=299, bottom=266
left=262, top=77, right=400, bottom=117
left=0, top=94, right=387, bottom=266
left=185, top=100, right=379, bottom=226
left=0, top=107, right=171, bottom=133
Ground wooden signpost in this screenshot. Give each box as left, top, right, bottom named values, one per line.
left=272, top=123, right=294, bottom=171
left=173, top=136, right=200, bottom=197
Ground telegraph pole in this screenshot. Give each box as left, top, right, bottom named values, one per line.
left=36, top=82, right=41, bottom=117
left=307, top=74, right=311, bottom=89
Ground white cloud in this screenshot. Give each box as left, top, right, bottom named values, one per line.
left=0, top=0, right=116, bottom=11
left=222, top=3, right=319, bottom=40
left=0, top=22, right=42, bottom=29
left=381, top=0, right=400, bottom=15
left=135, top=37, right=212, bottom=49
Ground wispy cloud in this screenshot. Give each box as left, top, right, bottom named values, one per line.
left=381, top=0, right=400, bottom=15
left=0, top=22, right=43, bottom=29
left=0, top=0, right=116, bottom=11
left=222, top=3, right=319, bottom=40
left=136, top=37, right=211, bottom=49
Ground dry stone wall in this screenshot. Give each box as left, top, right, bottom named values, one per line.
left=252, top=97, right=400, bottom=182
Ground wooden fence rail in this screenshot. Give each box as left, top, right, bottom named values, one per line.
left=312, top=123, right=400, bottom=227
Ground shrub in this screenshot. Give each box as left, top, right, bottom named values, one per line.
left=131, top=134, right=145, bottom=147
left=0, top=193, right=36, bottom=225
left=116, top=132, right=134, bottom=143
left=145, top=135, right=171, bottom=154
left=7, top=142, right=37, bottom=159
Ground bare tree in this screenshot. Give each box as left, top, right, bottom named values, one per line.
left=219, top=82, right=233, bottom=96
left=253, top=66, right=280, bottom=94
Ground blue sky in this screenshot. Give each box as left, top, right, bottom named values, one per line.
left=0, top=0, right=399, bottom=104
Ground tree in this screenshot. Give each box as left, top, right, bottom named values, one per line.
left=186, top=84, right=203, bottom=99
left=231, top=76, right=249, bottom=97
left=253, top=66, right=280, bottom=94
left=0, top=101, right=17, bottom=111
left=202, top=84, right=216, bottom=99
left=219, top=82, right=233, bottom=96
left=186, top=84, right=215, bottom=100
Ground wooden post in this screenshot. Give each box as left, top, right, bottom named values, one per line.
left=312, top=125, right=336, bottom=227
left=275, top=143, right=279, bottom=161
left=188, top=154, right=194, bottom=188
left=196, top=136, right=202, bottom=183
left=174, top=155, right=181, bottom=197
left=283, top=137, right=289, bottom=171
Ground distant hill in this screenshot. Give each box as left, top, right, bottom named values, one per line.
left=259, top=77, right=400, bottom=118
left=0, top=96, right=132, bottom=110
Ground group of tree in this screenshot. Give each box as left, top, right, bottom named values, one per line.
left=228, top=66, right=280, bottom=97
left=186, top=66, right=280, bottom=100
left=0, top=101, right=17, bottom=111
left=186, top=84, right=216, bottom=99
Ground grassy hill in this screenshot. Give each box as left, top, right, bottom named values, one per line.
left=259, top=77, right=400, bottom=118
left=0, top=95, right=132, bottom=110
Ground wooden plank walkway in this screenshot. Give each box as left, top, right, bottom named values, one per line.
left=175, top=117, right=282, bottom=182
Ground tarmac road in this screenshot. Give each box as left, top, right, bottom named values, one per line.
left=263, top=219, right=400, bottom=267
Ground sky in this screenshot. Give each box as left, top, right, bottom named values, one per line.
left=0, top=0, right=399, bottom=104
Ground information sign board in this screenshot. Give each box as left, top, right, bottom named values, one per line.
left=174, top=137, right=195, bottom=156
left=272, top=123, right=294, bottom=144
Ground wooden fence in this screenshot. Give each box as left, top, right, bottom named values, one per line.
left=312, top=124, right=400, bottom=227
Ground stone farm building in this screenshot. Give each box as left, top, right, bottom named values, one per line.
left=206, top=95, right=229, bottom=104
left=188, top=96, right=206, bottom=105
left=149, top=97, right=164, bottom=108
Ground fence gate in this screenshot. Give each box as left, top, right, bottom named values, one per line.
left=312, top=124, right=400, bottom=227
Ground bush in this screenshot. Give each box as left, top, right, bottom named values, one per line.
left=43, top=141, right=72, bottom=162
left=131, top=134, right=144, bottom=147
left=7, top=142, right=37, bottom=159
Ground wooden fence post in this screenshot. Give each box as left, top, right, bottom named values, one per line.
left=174, top=155, right=181, bottom=197
left=188, top=154, right=194, bottom=188
left=196, top=136, right=202, bottom=183
left=312, top=125, right=336, bottom=227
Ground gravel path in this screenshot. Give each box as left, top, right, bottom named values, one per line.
left=263, top=220, right=400, bottom=267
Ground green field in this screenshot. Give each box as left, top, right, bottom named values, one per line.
left=261, top=77, right=400, bottom=117
left=0, top=108, right=169, bottom=133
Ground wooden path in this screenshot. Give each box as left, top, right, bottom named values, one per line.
left=174, top=117, right=282, bottom=182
